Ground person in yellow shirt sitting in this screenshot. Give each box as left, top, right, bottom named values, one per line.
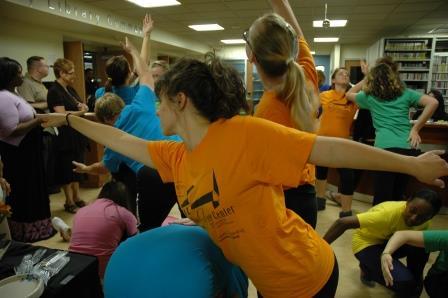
left=324, top=189, right=441, bottom=297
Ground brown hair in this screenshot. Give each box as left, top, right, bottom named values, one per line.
left=94, top=92, right=125, bottom=123
left=330, top=67, right=350, bottom=91
left=155, top=52, right=248, bottom=122
left=363, top=63, right=404, bottom=101
left=105, top=56, right=131, bottom=92
left=249, top=13, right=318, bottom=132
left=53, top=58, right=74, bottom=78
left=375, top=56, right=399, bottom=73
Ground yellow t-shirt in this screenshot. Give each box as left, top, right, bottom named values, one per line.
left=317, top=90, right=358, bottom=138
left=352, top=201, right=430, bottom=254
left=147, top=116, right=334, bottom=298
left=254, top=37, right=317, bottom=186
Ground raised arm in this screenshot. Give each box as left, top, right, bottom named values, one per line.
left=346, top=60, right=368, bottom=101
left=269, top=0, right=303, bottom=38
left=123, top=36, right=154, bottom=90
left=381, top=231, right=424, bottom=286
left=39, top=113, right=154, bottom=169
left=323, top=215, right=360, bottom=244
left=309, top=136, right=448, bottom=187
left=140, top=13, right=153, bottom=67
left=409, top=95, right=439, bottom=148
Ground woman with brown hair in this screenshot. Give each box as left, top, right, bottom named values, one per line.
left=250, top=0, right=320, bottom=228
left=47, top=58, right=88, bottom=213
left=347, top=59, right=439, bottom=205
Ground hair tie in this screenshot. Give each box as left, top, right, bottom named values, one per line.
left=286, top=58, right=294, bottom=65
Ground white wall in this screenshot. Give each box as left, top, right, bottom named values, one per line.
left=217, top=46, right=248, bottom=60
left=366, top=39, right=384, bottom=66
left=0, top=18, right=64, bottom=81
left=340, top=44, right=368, bottom=65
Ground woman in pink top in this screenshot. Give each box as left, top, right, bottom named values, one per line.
left=68, top=180, right=138, bottom=278
left=0, top=57, right=54, bottom=242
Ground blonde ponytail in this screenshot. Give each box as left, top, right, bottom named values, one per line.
left=279, top=61, right=318, bottom=132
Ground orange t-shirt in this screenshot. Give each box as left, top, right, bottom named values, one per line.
left=254, top=37, right=318, bottom=186
left=147, top=116, right=334, bottom=298
left=318, top=90, right=358, bottom=138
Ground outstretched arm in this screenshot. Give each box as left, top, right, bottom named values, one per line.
left=39, top=114, right=154, bottom=169
left=269, top=0, right=303, bottom=38
left=123, top=36, right=154, bottom=90
left=323, top=216, right=360, bottom=244
left=72, top=161, right=110, bottom=175
left=309, top=136, right=448, bottom=187
left=140, top=13, right=153, bottom=67
left=381, top=231, right=424, bottom=286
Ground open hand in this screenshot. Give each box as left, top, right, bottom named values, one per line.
left=121, top=37, right=138, bottom=55
left=381, top=253, right=394, bottom=287
left=408, top=128, right=421, bottom=148
left=142, top=13, right=154, bottom=36
left=361, top=60, right=369, bottom=75
left=72, top=161, right=90, bottom=174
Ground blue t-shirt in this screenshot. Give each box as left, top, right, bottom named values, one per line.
left=355, top=88, right=421, bottom=149
left=102, top=85, right=180, bottom=174
left=95, top=83, right=139, bottom=105
left=104, top=225, right=248, bottom=298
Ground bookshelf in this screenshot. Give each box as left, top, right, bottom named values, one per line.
left=431, top=38, right=448, bottom=112
left=384, top=38, right=433, bottom=95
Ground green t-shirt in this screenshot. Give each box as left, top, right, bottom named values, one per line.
left=423, top=230, right=448, bottom=276
left=355, top=88, right=421, bottom=149
left=352, top=201, right=430, bottom=254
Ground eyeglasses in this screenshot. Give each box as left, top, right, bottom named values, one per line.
left=242, top=30, right=253, bottom=51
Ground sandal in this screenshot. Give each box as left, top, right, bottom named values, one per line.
left=325, top=190, right=342, bottom=206
left=74, top=199, right=86, bottom=208
left=64, top=203, right=78, bottom=214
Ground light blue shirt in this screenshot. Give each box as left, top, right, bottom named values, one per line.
left=95, top=83, right=139, bottom=105
left=102, top=85, right=180, bottom=173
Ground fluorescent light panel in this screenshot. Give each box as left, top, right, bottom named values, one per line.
left=126, top=0, right=181, bottom=8
left=189, top=24, right=224, bottom=31
left=313, top=20, right=347, bottom=27
left=311, top=51, right=316, bottom=55
left=314, top=37, right=339, bottom=43
left=221, top=39, right=245, bottom=44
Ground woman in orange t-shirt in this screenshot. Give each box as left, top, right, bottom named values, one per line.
left=316, top=68, right=358, bottom=218
left=40, top=35, right=448, bottom=298
left=250, top=0, right=319, bottom=228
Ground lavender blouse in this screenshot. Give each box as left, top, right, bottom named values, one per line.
left=0, top=90, right=35, bottom=146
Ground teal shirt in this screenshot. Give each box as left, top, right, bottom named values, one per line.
left=355, top=88, right=421, bottom=149
left=423, top=230, right=448, bottom=276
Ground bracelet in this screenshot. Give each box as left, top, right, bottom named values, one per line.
left=66, top=113, right=72, bottom=127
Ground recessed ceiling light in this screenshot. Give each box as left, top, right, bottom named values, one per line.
left=188, top=24, right=224, bottom=31
left=126, top=0, right=181, bottom=8
left=313, top=20, right=347, bottom=27
left=220, top=39, right=245, bottom=44
left=314, top=37, right=339, bottom=43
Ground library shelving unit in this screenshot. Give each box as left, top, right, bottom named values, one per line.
left=384, top=38, right=432, bottom=95
left=431, top=38, right=448, bottom=112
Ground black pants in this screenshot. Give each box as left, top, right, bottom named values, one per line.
left=424, top=271, right=448, bottom=298
left=355, top=244, right=428, bottom=297
left=42, top=131, right=57, bottom=190
left=111, top=164, right=137, bottom=214
left=136, top=166, right=184, bottom=232
left=257, top=255, right=339, bottom=298
left=373, top=148, right=421, bottom=205
left=284, top=184, right=317, bottom=228
left=316, top=166, right=355, bottom=196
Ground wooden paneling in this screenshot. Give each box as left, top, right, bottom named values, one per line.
left=63, top=41, right=86, bottom=103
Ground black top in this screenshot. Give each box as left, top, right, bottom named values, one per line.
left=47, top=81, right=87, bottom=152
